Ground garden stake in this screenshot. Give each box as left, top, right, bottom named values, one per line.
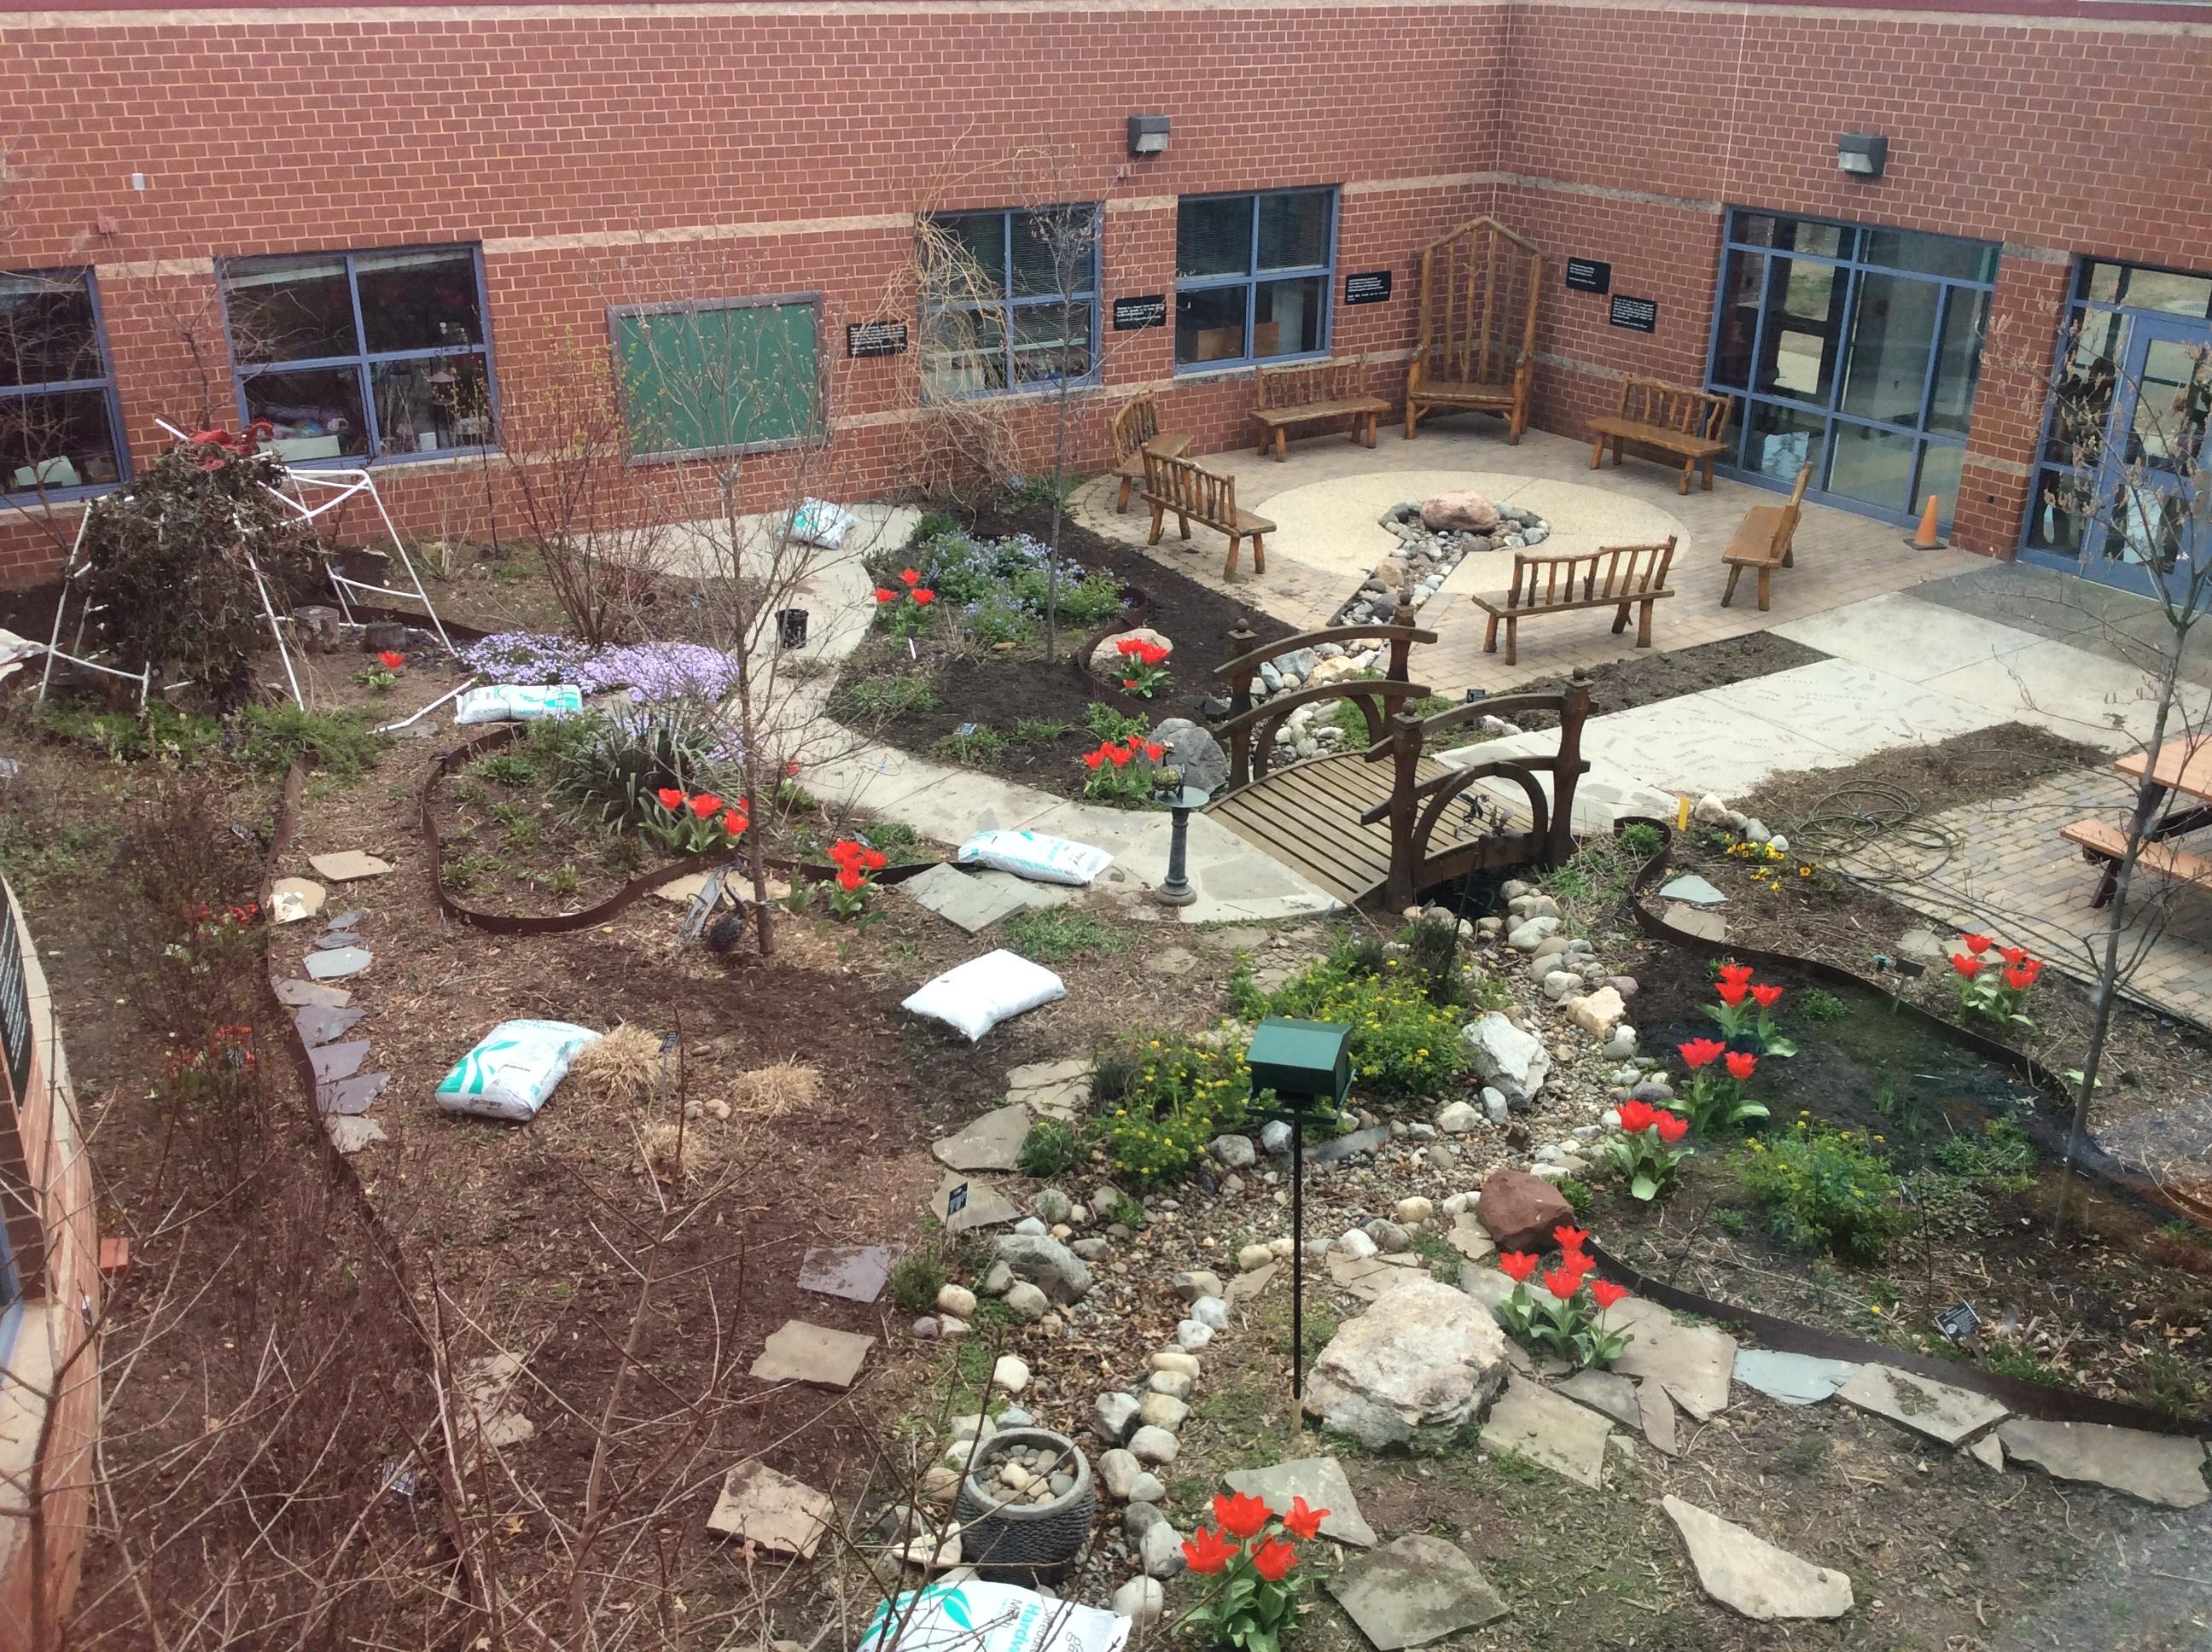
left=1243, top=1018, right=1353, bottom=1405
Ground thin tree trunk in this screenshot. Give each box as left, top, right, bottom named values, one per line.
left=719, top=474, right=776, bottom=957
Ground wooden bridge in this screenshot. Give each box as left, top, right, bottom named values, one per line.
left=1202, top=623, right=1590, bottom=909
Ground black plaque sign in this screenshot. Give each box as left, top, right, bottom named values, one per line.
left=0, top=889, right=30, bottom=1104
left=1565, top=257, right=1612, bottom=294
left=1343, top=270, right=1393, bottom=305
left=1608, top=294, right=1658, bottom=334
left=1112, top=294, right=1167, bottom=331
left=846, top=320, right=908, bottom=358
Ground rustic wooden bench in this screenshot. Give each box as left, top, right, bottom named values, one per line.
left=2060, top=818, right=2212, bottom=909
left=1470, top=537, right=1679, bottom=666
left=1720, top=462, right=1811, bottom=611
left=1140, top=450, right=1277, bottom=579
left=1109, top=390, right=1192, bottom=514
left=1589, top=378, right=1734, bottom=494
left=1252, top=358, right=1391, bottom=461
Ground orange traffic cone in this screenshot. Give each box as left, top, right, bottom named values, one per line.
left=1908, top=494, right=1945, bottom=550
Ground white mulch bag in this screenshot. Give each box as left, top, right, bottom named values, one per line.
left=902, top=950, right=1065, bottom=1044
left=455, top=684, right=584, bottom=724
left=957, top=829, right=1114, bottom=887
left=790, top=497, right=858, bottom=550
left=859, top=1582, right=1129, bottom=1652
left=434, top=1020, right=602, bottom=1122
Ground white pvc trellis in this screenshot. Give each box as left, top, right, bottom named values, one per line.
left=35, top=422, right=458, bottom=711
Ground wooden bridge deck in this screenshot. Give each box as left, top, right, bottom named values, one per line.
left=1204, top=752, right=1520, bottom=907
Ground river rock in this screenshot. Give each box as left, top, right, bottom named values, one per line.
left=994, top=1234, right=1091, bottom=1304
left=1088, top=625, right=1173, bottom=679
left=1422, top=492, right=1500, bottom=532
left=1461, top=1013, right=1551, bottom=1106
left=1150, top=717, right=1228, bottom=795
left=1301, top=1276, right=1510, bottom=1449
left=1475, top=1168, right=1574, bottom=1252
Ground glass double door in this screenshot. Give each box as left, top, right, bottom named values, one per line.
left=2024, top=312, right=2210, bottom=594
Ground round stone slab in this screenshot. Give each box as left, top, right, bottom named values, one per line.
left=305, top=946, right=373, bottom=980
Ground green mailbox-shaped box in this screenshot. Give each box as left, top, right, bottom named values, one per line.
left=1246, top=1016, right=1353, bottom=1110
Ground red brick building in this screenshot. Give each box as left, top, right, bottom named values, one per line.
left=2, top=0, right=2209, bottom=592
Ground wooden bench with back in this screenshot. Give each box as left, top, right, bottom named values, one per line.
left=1109, top=390, right=1192, bottom=514
left=1250, top=358, right=1391, bottom=461
left=1470, top=538, right=1679, bottom=666
left=1588, top=378, right=1734, bottom=494
left=1720, top=462, right=1811, bottom=611
left=1139, top=450, right=1278, bottom=579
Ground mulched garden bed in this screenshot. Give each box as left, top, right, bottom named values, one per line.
left=1496, top=630, right=1831, bottom=727
left=831, top=497, right=1294, bottom=802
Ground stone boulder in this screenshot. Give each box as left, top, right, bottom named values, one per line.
left=1301, top=1276, right=1510, bottom=1449
left=993, top=1233, right=1092, bottom=1304
left=1307, top=654, right=1366, bottom=689
left=1475, top=1168, right=1575, bottom=1252
left=1421, top=492, right=1500, bottom=532
left=1088, top=626, right=1173, bottom=681
left=1568, top=986, right=1627, bottom=1038
left=1149, top=718, right=1228, bottom=795
left=1460, top=1012, right=1551, bottom=1106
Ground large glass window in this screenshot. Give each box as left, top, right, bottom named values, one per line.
left=920, top=207, right=1098, bottom=398
left=610, top=295, right=824, bottom=462
left=1175, top=189, right=1336, bottom=369
left=219, top=246, right=496, bottom=464
left=1704, top=212, right=1996, bottom=528
left=1, top=268, right=127, bottom=502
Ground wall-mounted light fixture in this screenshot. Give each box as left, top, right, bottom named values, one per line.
left=1127, top=114, right=1170, bottom=159
left=1837, top=133, right=1888, bottom=180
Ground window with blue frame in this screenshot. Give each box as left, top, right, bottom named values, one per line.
left=218, top=246, right=497, bottom=465
left=1704, top=212, right=1996, bottom=528
left=1175, top=189, right=1336, bottom=370
left=1, top=267, right=128, bottom=503
left=920, top=207, right=1099, bottom=398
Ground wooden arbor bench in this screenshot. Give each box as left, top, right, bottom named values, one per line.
left=1139, top=450, right=1277, bottom=579
left=1251, top=358, right=1390, bottom=461
left=1589, top=378, right=1734, bottom=494
left=1720, top=462, right=1811, bottom=611
left=1406, top=218, right=1541, bottom=445
left=1109, top=390, right=1192, bottom=514
left=1470, top=538, right=1679, bottom=666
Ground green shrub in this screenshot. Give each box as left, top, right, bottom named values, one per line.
left=931, top=725, right=1009, bottom=765
left=842, top=677, right=939, bottom=717
left=37, top=699, right=224, bottom=765
left=235, top=706, right=390, bottom=777
left=470, top=752, right=538, bottom=786
left=1930, top=1117, right=2037, bottom=1190
left=1091, top=1032, right=1255, bottom=1182
left=1013, top=718, right=1068, bottom=747
left=1261, top=945, right=1468, bottom=1101
left=1801, top=987, right=1850, bottom=1024
left=961, top=592, right=1037, bottom=647
left=1398, top=916, right=1471, bottom=1007
left=1018, top=1118, right=1081, bottom=1178
left=888, top=1251, right=949, bottom=1314
left=1557, top=1177, right=1592, bottom=1216
left=550, top=701, right=742, bottom=830
left=907, top=510, right=963, bottom=550
left=1620, top=822, right=1664, bottom=858
left=1739, top=1127, right=1904, bottom=1263
left=1011, top=566, right=1125, bottom=628
left=1084, top=701, right=1148, bottom=742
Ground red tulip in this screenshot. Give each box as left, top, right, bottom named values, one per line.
left=1951, top=952, right=1985, bottom=978
left=1999, top=945, right=2028, bottom=966
left=376, top=649, right=405, bottom=670
left=1591, top=1279, right=1629, bottom=1311
left=873, top=587, right=896, bottom=603
left=913, top=588, right=935, bottom=605
left=837, top=864, right=864, bottom=892
left=1251, top=1536, right=1296, bottom=1582
left=1678, top=1038, right=1726, bottom=1070
left=1962, top=933, right=1994, bottom=955
left=1725, top=1050, right=1757, bottom=1082
left=863, top=847, right=887, bottom=870
left=1543, top=1265, right=1586, bottom=1300
left=1655, top=1111, right=1689, bottom=1144
left=784, top=759, right=801, bottom=777
left=1182, top=1526, right=1241, bottom=1576
left=655, top=787, right=685, bottom=811
left=1213, top=1491, right=1272, bottom=1539
left=1083, top=750, right=1105, bottom=771
left=1121, top=679, right=1140, bottom=690
left=690, top=793, right=725, bottom=818
left=2003, top=963, right=2036, bottom=991
left=1552, top=1224, right=1590, bottom=1252
left=1499, top=1251, right=1539, bottom=1283
left=1617, top=1098, right=1655, bottom=1134
left=899, top=568, right=921, bottom=586
left=1106, top=745, right=1131, bottom=767
left=721, top=808, right=747, bottom=835
left=1716, top=980, right=1749, bottom=1008
left=1283, top=1496, right=1329, bottom=1540
left=1144, top=742, right=1165, bottom=762
left=1750, top=983, right=1783, bottom=1008
left=1718, top=963, right=1754, bottom=987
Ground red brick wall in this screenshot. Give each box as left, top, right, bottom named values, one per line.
left=3, top=0, right=2209, bottom=580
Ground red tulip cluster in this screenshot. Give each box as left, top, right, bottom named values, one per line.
left=1114, top=635, right=1173, bottom=697
left=1182, top=1492, right=1326, bottom=1643
left=1674, top=1032, right=1771, bottom=1133
left=1605, top=1097, right=1693, bottom=1201
left=645, top=787, right=749, bottom=854
left=874, top=567, right=937, bottom=638
left=826, top=838, right=887, bottom=916
left=1497, top=1225, right=1633, bottom=1367
left=1081, top=733, right=1167, bottom=802
left=1948, top=931, right=2045, bottom=1030
left=1704, top=963, right=1794, bottom=1055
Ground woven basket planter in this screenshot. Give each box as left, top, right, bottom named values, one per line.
left=952, top=1428, right=1096, bottom=1581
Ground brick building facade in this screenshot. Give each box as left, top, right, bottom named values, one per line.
left=2, top=0, right=2209, bottom=587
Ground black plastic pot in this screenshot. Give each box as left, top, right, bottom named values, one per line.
left=775, top=608, right=809, bottom=649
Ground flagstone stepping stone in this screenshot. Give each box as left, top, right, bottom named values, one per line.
left=325, top=1114, right=387, bottom=1154
left=1149, top=946, right=1198, bottom=978
left=749, top=1320, right=873, bottom=1389
left=318, top=1073, right=389, bottom=1116
left=1005, top=1057, right=1090, bottom=1121
left=1480, top=1371, right=1611, bottom=1488
left=276, top=978, right=351, bottom=1008
left=932, top=1170, right=1018, bottom=1233
left=1734, top=1348, right=1860, bottom=1406
left=309, top=851, right=393, bottom=881
left=312, top=930, right=364, bottom=950
left=1556, top=1367, right=1641, bottom=1430
left=309, top=1039, right=370, bottom=1083
left=901, top=863, right=1068, bottom=935
left=1659, top=874, right=1727, bottom=907
left=1837, top=1364, right=2006, bottom=1446
left=1994, top=1418, right=2209, bottom=1509
left=706, top=1459, right=837, bottom=1557
left=1326, top=1250, right=1421, bottom=1302
left=1639, top=1378, right=1679, bottom=1455
left=797, top=1245, right=893, bottom=1304
left=1662, top=1495, right=1854, bottom=1620
left=932, top=1102, right=1033, bottom=1172
left=1209, top=924, right=1269, bottom=951
left=1610, top=1300, right=1736, bottom=1421
left=293, top=1005, right=366, bottom=1046
left=1225, top=1262, right=1276, bottom=1304
left=305, top=946, right=373, bottom=980
left=1225, top=1457, right=1375, bottom=1547
left=656, top=871, right=710, bottom=904
left=328, top=908, right=364, bottom=929
left=1330, top=1533, right=1509, bottom=1649
left=1667, top=905, right=1727, bottom=942
left=268, top=877, right=325, bottom=924
left=1968, top=1433, right=2005, bottom=1470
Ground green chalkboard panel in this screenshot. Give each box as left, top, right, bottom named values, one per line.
left=611, top=296, right=823, bottom=459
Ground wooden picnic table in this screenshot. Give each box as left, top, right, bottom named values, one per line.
left=2063, top=735, right=2212, bottom=906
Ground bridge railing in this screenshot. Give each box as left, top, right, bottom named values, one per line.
left=1209, top=623, right=1438, bottom=793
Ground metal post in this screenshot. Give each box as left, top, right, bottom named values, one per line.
left=1291, top=1105, right=1306, bottom=1401
left=1159, top=800, right=1196, bottom=906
